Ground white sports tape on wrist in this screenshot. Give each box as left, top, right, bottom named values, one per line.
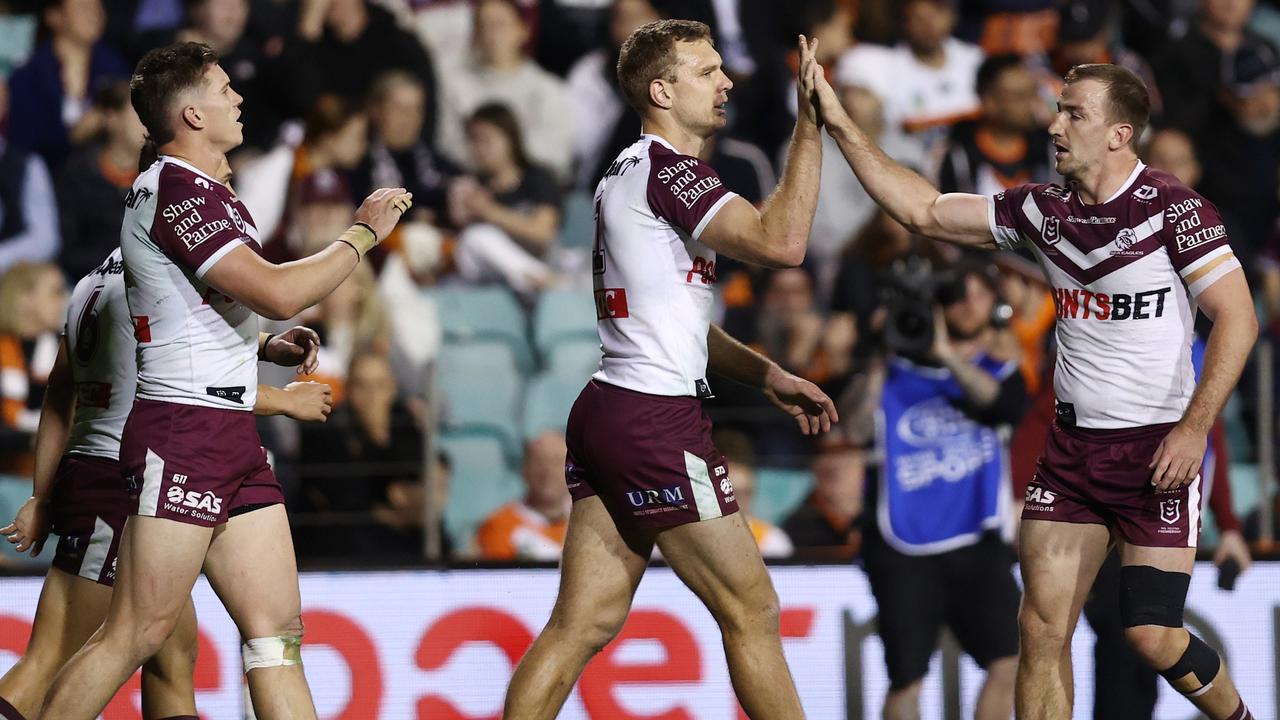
left=242, top=635, right=303, bottom=671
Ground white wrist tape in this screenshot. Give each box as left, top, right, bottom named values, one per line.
left=242, top=635, right=303, bottom=671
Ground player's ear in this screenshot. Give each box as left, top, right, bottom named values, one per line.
left=649, top=77, right=674, bottom=111
left=1110, top=123, right=1133, bottom=151
left=180, top=103, right=205, bottom=131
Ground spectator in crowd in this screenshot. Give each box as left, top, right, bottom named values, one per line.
left=367, top=448, right=452, bottom=563
left=962, top=0, right=1058, bottom=57
left=781, top=438, right=863, bottom=559
left=436, top=0, right=573, bottom=181
left=1145, top=127, right=1203, bottom=188
left=935, top=54, right=1053, bottom=196
left=847, top=260, right=1025, bottom=720
left=992, top=253, right=1054, bottom=395
left=296, top=352, right=430, bottom=560
left=54, top=80, right=144, bottom=281
left=278, top=0, right=438, bottom=141
left=566, top=0, right=660, bottom=190
left=0, top=135, right=60, bottom=274
left=715, top=430, right=793, bottom=558
left=836, top=0, right=984, bottom=162
left=292, top=262, right=392, bottom=406
left=255, top=94, right=367, bottom=263
left=1155, top=0, right=1263, bottom=136
left=5, top=0, right=128, bottom=170
left=350, top=70, right=460, bottom=228
left=699, top=133, right=777, bottom=205
left=475, top=430, right=571, bottom=560
left=1051, top=0, right=1164, bottom=121
left=1193, top=37, right=1280, bottom=260
left=450, top=103, right=563, bottom=297
left=0, top=262, right=67, bottom=476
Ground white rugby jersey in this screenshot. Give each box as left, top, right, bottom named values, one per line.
left=120, top=156, right=261, bottom=410
left=590, top=135, right=738, bottom=397
left=989, top=162, right=1242, bottom=429
left=64, top=249, right=135, bottom=459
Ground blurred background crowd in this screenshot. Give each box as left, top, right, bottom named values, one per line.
left=0, top=0, right=1277, bottom=567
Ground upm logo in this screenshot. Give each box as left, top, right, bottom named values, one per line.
left=167, top=486, right=223, bottom=514
left=594, top=288, right=629, bottom=319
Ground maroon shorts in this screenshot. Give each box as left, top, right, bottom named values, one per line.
left=565, top=380, right=739, bottom=531
left=121, top=398, right=284, bottom=528
left=1022, top=422, right=1202, bottom=548
left=49, top=454, right=128, bottom=586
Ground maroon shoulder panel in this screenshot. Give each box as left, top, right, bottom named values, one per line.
left=645, top=142, right=734, bottom=237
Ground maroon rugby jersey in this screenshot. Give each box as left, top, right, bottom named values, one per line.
left=987, top=163, right=1241, bottom=429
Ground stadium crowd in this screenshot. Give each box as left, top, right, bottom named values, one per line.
left=0, top=0, right=1277, bottom=567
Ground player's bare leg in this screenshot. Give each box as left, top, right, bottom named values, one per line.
left=883, top=681, right=922, bottom=720
left=1015, top=520, right=1110, bottom=720
left=202, top=504, right=316, bottom=720
left=36, top=517, right=211, bottom=719
left=974, top=657, right=1016, bottom=720
left=656, top=512, right=804, bottom=719
left=0, top=568, right=111, bottom=717
left=503, top=495, right=651, bottom=720
left=1119, top=543, right=1253, bottom=719
left=141, top=596, right=200, bottom=719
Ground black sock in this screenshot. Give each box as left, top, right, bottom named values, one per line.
left=0, top=696, right=27, bottom=720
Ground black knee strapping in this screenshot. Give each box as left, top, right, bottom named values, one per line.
left=1119, top=565, right=1190, bottom=628
left=1159, top=633, right=1222, bottom=692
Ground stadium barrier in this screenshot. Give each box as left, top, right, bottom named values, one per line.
left=1, top=563, right=1275, bottom=719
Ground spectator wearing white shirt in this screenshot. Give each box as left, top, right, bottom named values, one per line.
left=436, top=0, right=573, bottom=182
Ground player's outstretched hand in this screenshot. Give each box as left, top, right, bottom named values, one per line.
left=763, top=364, right=839, bottom=435
left=797, top=34, right=822, bottom=126
left=2, top=496, right=50, bottom=557
left=1149, top=423, right=1207, bottom=491
left=356, top=187, right=413, bottom=244
left=281, top=381, right=333, bottom=422
left=1214, top=529, right=1252, bottom=575
left=264, top=326, right=321, bottom=374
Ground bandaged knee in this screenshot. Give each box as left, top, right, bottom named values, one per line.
left=242, top=634, right=303, bottom=671
left=1159, top=634, right=1222, bottom=698
left=1120, top=565, right=1190, bottom=628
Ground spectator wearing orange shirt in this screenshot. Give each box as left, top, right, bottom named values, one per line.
left=716, top=431, right=793, bottom=559
left=476, top=430, right=571, bottom=560
left=0, top=263, right=68, bottom=476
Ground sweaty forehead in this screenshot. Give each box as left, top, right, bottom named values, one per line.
left=672, top=39, right=720, bottom=73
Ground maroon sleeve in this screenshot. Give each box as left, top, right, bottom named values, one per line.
left=988, top=183, right=1038, bottom=250
left=1159, top=180, right=1233, bottom=273
left=1207, top=420, right=1242, bottom=533
left=150, top=165, right=248, bottom=278
left=645, top=144, right=737, bottom=239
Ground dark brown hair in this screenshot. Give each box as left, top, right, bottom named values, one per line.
left=130, top=42, right=219, bottom=154
left=304, top=94, right=359, bottom=143
left=466, top=102, right=530, bottom=170
left=616, top=19, right=713, bottom=113
left=1063, top=63, right=1151, bottom=146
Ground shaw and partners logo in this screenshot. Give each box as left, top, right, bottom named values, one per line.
left=627, top=486, right=686, bottom=507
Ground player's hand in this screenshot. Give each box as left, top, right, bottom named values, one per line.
left=809, top=57, right=849, bottom=134
left=1214, top=528, right=1252, bottom=575
left=929, top=307, right=956, bottom=363
left=265, top=326, right=321, bottom=374
left=281, top=381, right=333, bottom=422
left=355, top=187, right=413, bottom=244
left=796, top=34, right=822, bottom=126
left=1149, top=423, right=1206, bottom=491
left=2, top=496, right=50, bottom=557
left=762, top=363, right=839, bottom=435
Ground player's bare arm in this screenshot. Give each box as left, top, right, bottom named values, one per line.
left=808, top=62, right=995, bottom=248
left=259, top=326, right=321, bottom=375
left=203, top=187, right=411, bottom=320
left=698, top=36, right=824, bottom=268
left=254, top=382, right=333, bottom=423
left=1150, top=268, right=1258, bottom=491
left=1, top=339, right=72, bottom=556
left=707, top=324, right=838, bottom=435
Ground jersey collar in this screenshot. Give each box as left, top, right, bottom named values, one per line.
left=1101, top=160, right=1146, bottom=204
left=160, top=155, right=222, bottom=185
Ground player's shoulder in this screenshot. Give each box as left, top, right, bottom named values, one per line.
left=1134, top=165, right=1203, bottom=205
left=997, top=181, right=1071, bottom=205
left=154, top=157, right=224, bottom=200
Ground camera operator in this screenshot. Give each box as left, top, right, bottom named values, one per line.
left=844, top=259, right=1027, bottom=720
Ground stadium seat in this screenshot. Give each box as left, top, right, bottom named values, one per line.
left=545, top=338, right=601, bottom=385
left=436, top=342, right=525, bottom=459
left=532, top=287, right=597, bottom=360
left=0, top=474, right=49, bottom=569
left=436, top=433, right=524, bottom=550
left=522, top=371, right=581, bottom=439
left=752, top=467, right=815, bottom=525
left=427, top=286, right=534, bottom=371
left=558, top=190, right=595, bottom=248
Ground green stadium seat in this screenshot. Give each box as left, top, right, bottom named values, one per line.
left=437, top=342, right=525, bottom=459
left=532, top=288, right=597, bottom=360
left=558, top=191, right=595, bottom=249
left=427, top=286, right=534, bottom=371
left=436, top=433, right=524, bottom=549
left=752, top=468, right=815, bottom=525
left=522, top=371, right=582, bottom=440
left=545, top=338, right=601, bottom=386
